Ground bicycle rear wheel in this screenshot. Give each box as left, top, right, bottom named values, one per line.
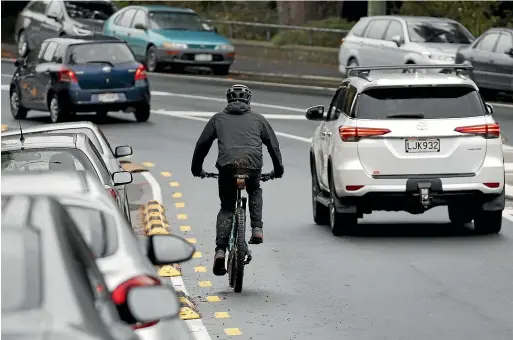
left=233, top=206, right=247, bottom=293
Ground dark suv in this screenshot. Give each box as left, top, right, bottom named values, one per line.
left=14, top=0, right=117, bottom=57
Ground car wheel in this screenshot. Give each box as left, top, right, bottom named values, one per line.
left=145, top=46, right=159, bottom=73
left=328, top=170, right=357, bottom=236
left=134, top=102, right=150, bottom=122
left=448, top=204, right=473, bottom=225
left=10, top=87, right=28, bottom=119
left=212, top=65, right=230, bottom=76
left=311, top=155, right=329, bottom=225
left=473, top=210, right=502, bottom=234
left=49, top=93, right=66, bottom=123
left=18, top=31, right=29, bottom=57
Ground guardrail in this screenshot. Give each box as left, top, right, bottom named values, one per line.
left=204, top=19, right=349, bottom=45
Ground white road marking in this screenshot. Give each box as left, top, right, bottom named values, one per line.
left=503, top=209, right=513, bottom=223
left=150, top=109, right=313, bottom=143
left=140, top=171, right=212, bottom=340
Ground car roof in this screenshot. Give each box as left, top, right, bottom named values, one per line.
left=482, top=27, right=513, bottom=34
left=1, top=133, right=79, bottom=150
left=1, top=121, right=100, bottom=136
left=360, top=15, right=458, bottom=23
left=46, top=35, right=124, bottom=46
left=135, top=5, right=196, bottom=13
left=345, top=70, right=477, bottom=92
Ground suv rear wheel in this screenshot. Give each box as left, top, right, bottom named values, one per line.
left=448, top=204, right=473, bottom=225
left=473, top=210, right=502, bottom=234
left=329, top=170, right=357, bottom=236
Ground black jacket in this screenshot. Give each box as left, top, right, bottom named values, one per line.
left=191, top=102, right=284, bottom=175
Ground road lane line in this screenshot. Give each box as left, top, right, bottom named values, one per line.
left=224, top=328, right=242, bottom=336
left=172, top=192, right=183, bottom=198
left=195, top=266, right=207, bottom=273
left=180, top=225, right=191, bottom=232
left=215, top=312, right=230, bottom=319
left=206, top=296, right=221, bottom=302
left=140, top=170, right=212, bottom=340
left=161, top=171, right=172, bottom=177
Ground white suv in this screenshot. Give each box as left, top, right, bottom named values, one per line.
left=307, top=64, right=506, bottom=236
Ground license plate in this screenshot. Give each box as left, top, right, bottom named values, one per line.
left=194, top=54, right=213, bottom=62
left=98, top=93, right=119, bottom=102
left=405, top=138, right=440, bottom=153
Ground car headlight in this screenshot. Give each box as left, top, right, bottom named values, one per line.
left=162, top=42, right=188, bottom=49
left=215, top=44, right=234, bottom=52
left=72, top=26, right=92, bottom=35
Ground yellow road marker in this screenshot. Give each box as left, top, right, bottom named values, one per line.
left=206, top=296, right=221, bottom=302
left=175, top=202, right=185, bottom=208
left=186, top=237, right=196, bottom=244
left=170, top=181, right=180, bottom=187
left=194, top=266, right=206, bottom=273
left=224, top=328, right=242, bottom=336
left=215, top=312, right=230, bottom=319
left=142, top=162, right=155, bottom=167
left=180, top=225, right=191, bottom=232
left=172, top=192, right=183, bottom=198
left=161, top=171, right=172, bottom=177
left=198, top=281, right=212, bottom=287
left=192, top=251, right=202, bottom=258
left=177, top=214, right=187, bottom=220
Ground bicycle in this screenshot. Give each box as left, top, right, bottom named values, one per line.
left=203, top=171, right=275, bottom=292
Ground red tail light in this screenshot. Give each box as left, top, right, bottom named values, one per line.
left=483, top=182, right=500, bottom=188
left=112, top=275, right=161, bottom=330
left=454, top=123, right=500, bottom=139
left=338, top=126, right=391, bottom=142
left=58, top=68, right=78, bottom=84
left=135, top=64, right=147, bottom=80
left=346, top=185, right=364, bottom=191
left=107, top=187, right=118, bottom=201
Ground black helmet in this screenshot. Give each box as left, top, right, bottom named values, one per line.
left=226, top=84, right=251, bottom=105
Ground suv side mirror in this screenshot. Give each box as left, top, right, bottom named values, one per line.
left=485, top=103, right=494, bottom=114
left=391, top=35, right=404, bottom=47
left=306, top=105, right=325, bottom=121
left=134, top=23, right=147, bottom=30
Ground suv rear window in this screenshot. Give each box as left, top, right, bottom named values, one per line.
left=356, top=86, right=485, bottom=120
left=68, top=42, right=135, bottom=65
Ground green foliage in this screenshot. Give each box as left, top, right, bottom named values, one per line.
left=271, top=17, right=354, bottom=47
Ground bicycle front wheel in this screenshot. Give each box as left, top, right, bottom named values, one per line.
left=233, top=206, right=247, bottom=293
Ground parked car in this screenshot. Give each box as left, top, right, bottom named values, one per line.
left=103, top=5, right=235, bottom=74
left=14, top=0, right=118, bottom=57
left=1, top=194, right=180, bottom=340
left=338, top=16, right=475, bottom=76
left=307, top=64, right=505, bottom=236
left=1, top=121, right=133, bottom=220
left=1, top=133, right=133, bottom=220
left=10, top=37, right=151, bottom=123
left=1, top=171, right=194, bottom=340
left=455, top=28, right=513, bottom=95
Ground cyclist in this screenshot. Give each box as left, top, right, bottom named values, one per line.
left=191, top=84, right=284, bottom=276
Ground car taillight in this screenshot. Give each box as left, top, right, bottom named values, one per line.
left=338, top=126, right=391, bottom=142
left=58, top=68, right=78, bottom=83
left=135, top=64, right=147, bottom=80
left=112, top=275, right=161, bottom=330
left=454, top=123, right=500, bottom=139
left=107, top=187, right=118, bottom=200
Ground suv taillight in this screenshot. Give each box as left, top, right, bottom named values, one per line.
left=338, top=126, right=391, bottom=142
left=112, top=275, right=161, bottom=330
left=454, top=123, right=500, bottom=139
left=58, top=68, right=78, bottom=83
left=135, top=64, right=147, bottom=80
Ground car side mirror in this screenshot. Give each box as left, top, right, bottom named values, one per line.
left=112, top=171, right=132, bottom=185
left=115, top=145, right=132, bottom=158
left=506, top=48, right=513, bottom=57
left=47, top=13, right=61, bottom=21
left=391, top=35, right=404, bottom=47
left=306, top=105, right=325, bottom=121
left=485, top=103, right=494, bottom=114
left=14, top=58, right=25, bottom=67
left=126, top=285, right=180, bottom=323
left=147, top=234, right=195, bottom=265
left=134, top=23, right=147, bottom=30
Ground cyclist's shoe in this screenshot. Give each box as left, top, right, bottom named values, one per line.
left=213, top=249, right=227, bottom=276
left=248, top=227, right=263, bottom=244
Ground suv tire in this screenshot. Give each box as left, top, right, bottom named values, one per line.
left=311, top=157, right=329, bottom=225
left=448, top=204, right=473, bottom=225
left=329, top=170, right=357, bottom=236
left=473, top=210, right=502, bottom=234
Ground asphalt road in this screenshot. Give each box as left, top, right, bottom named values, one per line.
left=2, top=61, right=513, bottom=340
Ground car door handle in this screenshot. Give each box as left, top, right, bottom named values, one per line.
left=322, top=132, right=332, bottom=137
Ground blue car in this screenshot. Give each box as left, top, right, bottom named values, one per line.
left=103, top=5, right=235, bottom=75
left=9, top=36, right=151, bottom=123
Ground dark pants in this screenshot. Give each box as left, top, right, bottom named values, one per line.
left=215, top=167, right=262, bottom=251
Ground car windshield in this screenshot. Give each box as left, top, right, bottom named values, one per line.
left=65, top=205, right=117, bottom=258
left=68, top=43, right=135, bottom=65
left=65, top=1, right=115, bottom=21
left=149, top=11, right=209, bottom=31
left=407, top=21, right=474, bottom=44
left=356, top=86, right=485, bottom=119
left=1, top=148, right=99, bottom=177
left=1, top=229, right=42, bottom=311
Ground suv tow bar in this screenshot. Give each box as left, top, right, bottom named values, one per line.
left=418, top=182, right=432, bottom=208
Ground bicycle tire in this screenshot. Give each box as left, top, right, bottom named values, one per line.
left=228, top=250, right=236, bottom=288
left=234, top=207, right=246, bottom=293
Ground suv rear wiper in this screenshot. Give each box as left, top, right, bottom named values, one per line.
left=85, top=61, right=114, bottom=67
left=386, top=113, right=425, bottom=119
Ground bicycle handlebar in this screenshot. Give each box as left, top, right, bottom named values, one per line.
left=202, top=172, right=276, bottom=182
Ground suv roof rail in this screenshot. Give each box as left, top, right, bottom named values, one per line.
left=347, top=64, right=473, bottom=79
